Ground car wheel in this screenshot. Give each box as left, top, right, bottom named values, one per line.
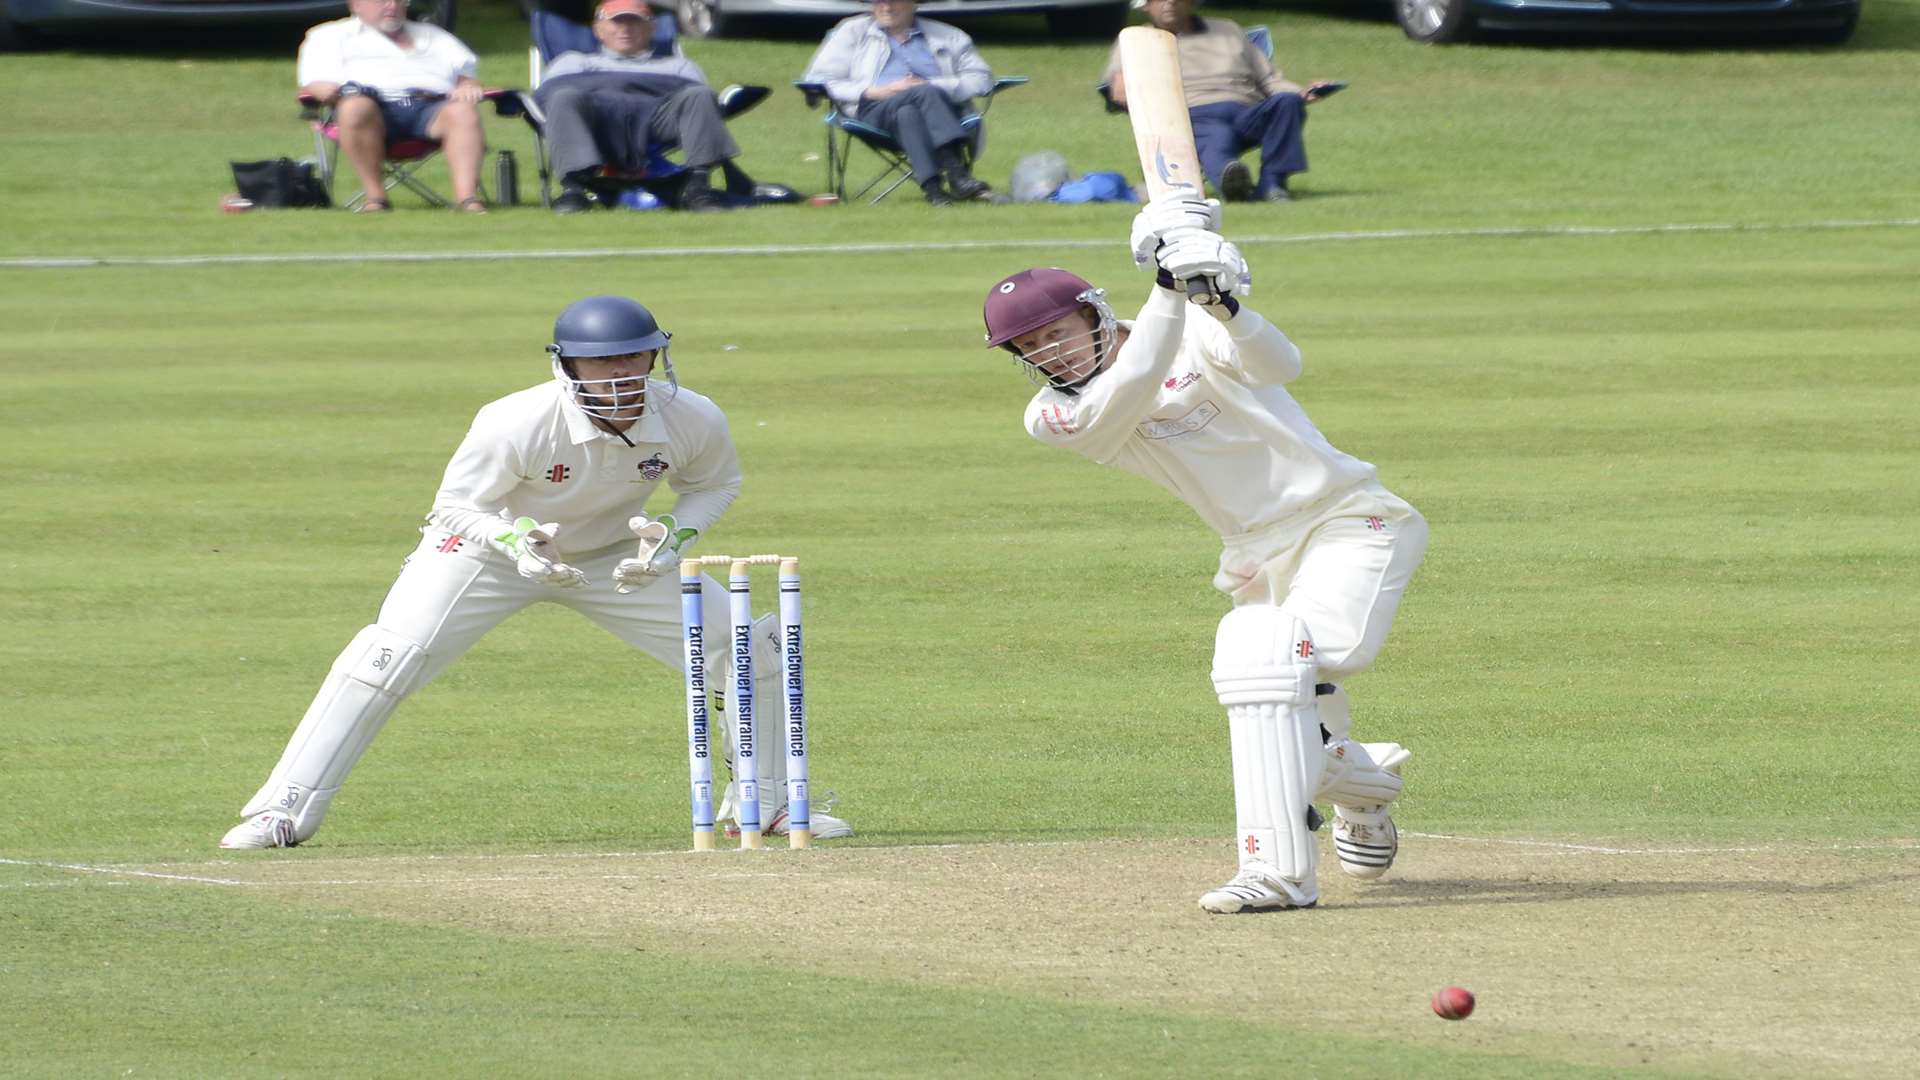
left=1045, top=2, right=1129, bottom=39
left=1396, top=0, right=1474, bottom=43
left=677, top=0, right=733, bottom=38
left=412, top=0, right=458, bottom=32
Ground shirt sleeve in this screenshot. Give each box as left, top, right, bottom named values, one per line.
left=1196, top=305, right=1303, bottom=385
left=542, top=52, right=584, bottom=81
left=930, top=31, right=993, bottom=103
left=1023, top=286, right=1188, bottom=464
left=295, top=26, right=341, bottom=87
left=657, top=404, right=741, bottom=536
left=428, top=410, right=526, bottom=544
left=1250, top=36, right=1299, bottom=97
left=443, top=30, right=479, bottom=81
left=803, top=23, right=867, bottom=105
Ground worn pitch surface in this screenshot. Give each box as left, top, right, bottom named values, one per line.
left=19, top=836, right=1914, bottom=1078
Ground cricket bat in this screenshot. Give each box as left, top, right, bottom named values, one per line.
left=1117, top=26, right=1218, bottom=302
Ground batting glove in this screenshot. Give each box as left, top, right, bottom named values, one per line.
left=1129, top=192, right=1222, bottom=269
left=1155, top=226, right=1252, bottom=302
left=612, top=513, right=701, bottom=594
left=491, top=517, right=589, bottom=589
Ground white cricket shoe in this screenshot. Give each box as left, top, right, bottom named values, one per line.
left=1199, top=864, right=1318, bottom=914
left=220, top=811, right=298, bottom=850
left=720, top=786, right=853, bottom=840
left=1332, top=807, right=1397, bottom=879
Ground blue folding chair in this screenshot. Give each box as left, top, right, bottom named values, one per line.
left=793, top=76, right=1028, bottom=204
left=519, top=4, right=770, bottom=207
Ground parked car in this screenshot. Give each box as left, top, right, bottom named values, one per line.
left=669, top=0, right=1130, bottom=39
left=0, top=0, right=456, bottom=49
left=1392, top=0, right=1860, bottom=44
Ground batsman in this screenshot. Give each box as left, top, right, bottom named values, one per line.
left=981, top=199, right=1425, bottom=913
left=218, top=295, right=850, bottom=849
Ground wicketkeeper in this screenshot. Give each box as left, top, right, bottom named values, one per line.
left=220, top=295, right=850, bottom=849
left=981, top=197, right=1424, bottom=912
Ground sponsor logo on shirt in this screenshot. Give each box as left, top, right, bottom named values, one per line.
left=1137, top=401, right=1220, bottom=440
left=547, top=464, right=572, bottom=483
left=1366, top=516, right=1387, bottom=533
left=1163, top=371, right=1201, bottom=392
left=637, top=453, right=671, bottom=481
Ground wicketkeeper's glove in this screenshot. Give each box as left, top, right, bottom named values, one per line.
left=612, top=513, right=701, bottom=594
left=490, top=517, right=589, bottom=589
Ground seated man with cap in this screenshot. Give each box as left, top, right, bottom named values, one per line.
left=538, top=0, right=770, bottom=213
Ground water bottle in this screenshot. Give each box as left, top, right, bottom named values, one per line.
left=494, top=150, right=519, bottom=207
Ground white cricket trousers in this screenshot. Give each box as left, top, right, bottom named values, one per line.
left=376, top=526, right=730, bottom=686
left=1213, top=482, right=1428, bottom=677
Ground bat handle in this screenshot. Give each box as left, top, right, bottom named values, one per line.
left=1185, top=276, right=1221, bottom=305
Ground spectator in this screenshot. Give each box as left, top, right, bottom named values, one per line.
left=1105, top=0, right=1343, bottom=202
left=538, top=0, right=769, bottom=214
left=296, top=0, right=489, bottom=213
left=801, top=0, right=997, bottom=205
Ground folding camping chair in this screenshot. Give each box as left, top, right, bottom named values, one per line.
left=519, top=3, right=770, bottom=208
left=792, top=76, right=1027, bottom=204
left=301, top=89, right=527, bottom=210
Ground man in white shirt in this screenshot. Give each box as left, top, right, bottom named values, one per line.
left=981, top=199, right=1426, bottom=912
left=537, top=0, right=764, bottom=214
left=296, top=0, right=489, bottom=212
left=219, top=295, right=851, bottom=850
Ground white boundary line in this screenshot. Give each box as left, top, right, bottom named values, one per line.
left=2, top=218, right=1915, bottom=270
left=5, top=835, right=1914, bottom=890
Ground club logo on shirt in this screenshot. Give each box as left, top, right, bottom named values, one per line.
left=1137, top=401, right=1220, bottom=440
left=637, top=453, right=671, bottom=481
left=1163, top=371, right=1201, bottom=392
left=547, top=464, right=572, bottom=483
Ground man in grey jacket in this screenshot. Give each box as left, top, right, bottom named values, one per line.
left=801, top=0, right=997, bottom=204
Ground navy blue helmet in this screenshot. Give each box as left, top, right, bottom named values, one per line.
left=547, top=296, right=677, bottom=423
left=549, top=295, right=671, bottom=359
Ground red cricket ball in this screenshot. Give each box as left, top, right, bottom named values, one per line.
left=1432, top=986, right=1475, bottom=1020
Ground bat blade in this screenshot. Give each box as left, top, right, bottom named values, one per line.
left=1118, top=26, right=1205, bottom=201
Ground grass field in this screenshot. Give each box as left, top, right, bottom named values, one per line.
left=3, top=2, right=1918, bottom=1077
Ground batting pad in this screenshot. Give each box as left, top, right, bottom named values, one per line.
left=242, top=625, right=427, bottom=840
left=1212, top=606, right=1324, bottom=882
left=716, top=613, right=787, bottom=823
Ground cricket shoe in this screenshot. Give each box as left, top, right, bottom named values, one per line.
left=1199, top=863, right=1318, bottom=914
left=220, top=811, right=298, bottom=849
left=722, top=788, right=853, bottom=840
left=1332, top=806, right=1397, bottom=879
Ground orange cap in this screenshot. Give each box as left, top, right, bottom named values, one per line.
left=597, top=0, right=653, bottom=19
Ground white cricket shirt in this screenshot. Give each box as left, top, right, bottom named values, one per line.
left=430, top=381, right=741, bottom=556
left=1025, top=287, right=1376, bottom=539
left=296, top=18, right=479, bottom=93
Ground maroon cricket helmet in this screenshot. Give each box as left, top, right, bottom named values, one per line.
left=982, top=268, right=1101, bottom=349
